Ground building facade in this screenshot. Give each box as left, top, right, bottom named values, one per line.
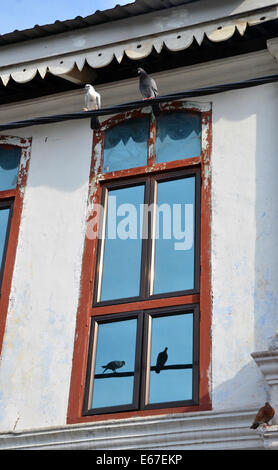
left=0, top=0, right=278, bottom=449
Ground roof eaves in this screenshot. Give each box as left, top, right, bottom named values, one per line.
left=0, top=0, right=202, bottom=46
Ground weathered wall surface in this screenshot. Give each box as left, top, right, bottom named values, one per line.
left=0, top=78, right=277, bottom=432
left=211, top=83, right=278, bottom=409
left=0, top=116, right=93, bottom=431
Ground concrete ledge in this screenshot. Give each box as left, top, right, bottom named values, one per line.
left=251, top=350, right=278, bottom=425
left=260, top=425, right=278, bottom=450
left=0, top=407, right=272, bottom=450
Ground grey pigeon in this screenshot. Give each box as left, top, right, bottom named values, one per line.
left=83, top=83, right=101, bottom=130
left=102, top=360, right=125, bottom=374
left=137, top=68, right=158, bottom=99
left=155, top=347, right=168, bottom=373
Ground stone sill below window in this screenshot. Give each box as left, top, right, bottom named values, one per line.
left=0, top=406, right=277, bottom=450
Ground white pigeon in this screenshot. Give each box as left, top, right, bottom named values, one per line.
left=83, top=83, right=101, bottom=111
left=84, top=84, right=101, bottom=129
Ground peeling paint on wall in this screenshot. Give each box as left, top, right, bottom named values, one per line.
left=0, top=82, right=278, bottom=431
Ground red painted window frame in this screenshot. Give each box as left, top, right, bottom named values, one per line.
left=67, top=101, right=212, bottom=424
left=0, top=135, right=32, bottom=356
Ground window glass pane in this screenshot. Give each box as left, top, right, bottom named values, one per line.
left=91, top=318, right=137, bottom=409
left=0, top=146, right=21, bottom=191
left=155, top=112, right=201, bottom=163
left=99, top=184, right=144, bottom=302
left=103, top=117, right=149, bottom=173
left=0, top=207, right=11, bottom=272
left=152, top=176, right=195, bottom=295
left=148, top=312, right=193, bottom=404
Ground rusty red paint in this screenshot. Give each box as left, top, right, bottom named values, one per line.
left=68, top=403, right=211, bottom=425
left=147, top=112, right=156, bottom=167
left=100, top=108, right=151, bottom=132
left=0, top=135, right=32, bottom=146
left=67, top=102, right=212, bottom=424
left=90, top=294, right=200, bottom=316
left=0, top=136, right=32, bottom=356
left=99, top=157, right=201, bottom=182
left=198, top=109, right=212, bottom=408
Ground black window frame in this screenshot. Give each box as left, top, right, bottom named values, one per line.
left=83, top=304, right=200, bottom=416
left=92, top=167, right=201, bottom=307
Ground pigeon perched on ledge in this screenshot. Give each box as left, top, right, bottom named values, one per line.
left=83, top=83, right=101, bottom=130
left=137, top=68, right=158, bottom=99
left=137, top=68, right=160, bottom=115
left=155, top=347, right=168, bottom=374
left=102, top=360, right=126, bottom=374
left=250, top=402, right=275, bottom=429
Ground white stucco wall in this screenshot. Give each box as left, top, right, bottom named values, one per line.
left=0, top=118, right=93, bottom=431
left=211, top=83, right=278, bottom=408
left=0, top=76, right=278, bottom=432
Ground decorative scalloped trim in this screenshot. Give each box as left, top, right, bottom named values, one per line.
left=0, top=8, right=277, bottom=86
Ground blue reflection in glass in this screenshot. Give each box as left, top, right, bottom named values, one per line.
left=153, top=176, right=195, bottom=294
left=148, top=313, right=193, bottom=404
left=103, top=117, right=149, bottom=173
left=0, top=207, right=10, bottom=273
left=0, top=147, right=21, bottom=191
left=156, top=112, right=201, bottom=163
left=100, top=184, right=144, bottom=301
left=91, top=318, right=137, bottom=409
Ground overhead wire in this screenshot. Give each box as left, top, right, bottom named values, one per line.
left=0, top=73, right=278, bottom=131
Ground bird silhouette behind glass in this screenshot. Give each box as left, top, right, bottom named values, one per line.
left=155, top=347, right=168, bottom=373
left=250, top=402, right=275, bottom=429
left=102, top=360, right=125, bottom=374
left=83, top=83, right=101, bottom=130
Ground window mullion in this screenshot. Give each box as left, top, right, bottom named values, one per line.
left=148, top=178, right=157, bottom=298
left=147, top=112, right=156, bottom=167
left=133, top=311, right=145, bottom=410
left=93, top=187, right=108, bottom=304
left=194, top=170, right=201, bottom=293
left=140, top=176, right=155, bottom=300
left=139, top=311, right=151, bottom=410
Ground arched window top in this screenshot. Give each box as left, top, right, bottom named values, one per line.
left=103, top=116, right=149, bottom=173
left=0, top=146, right=21, bottom=191
left=100, top=106, right=202, bottom=175
left=68, top=101, right=212, bottom=424
left=156, top=112, right=201, bottom=164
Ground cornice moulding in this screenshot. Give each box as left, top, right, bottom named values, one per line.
left=261, top=425, right=278, bottom=449
left=0, top=3, right=277, bottom=87
left=251, top=350, right=278, bottom=425
left=251, top=350, right=278, bottom=386
left=0, top=407, right=267, bottom=450
left=0, top=49, right=277, bottom=128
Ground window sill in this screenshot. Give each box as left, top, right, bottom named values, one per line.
left=0, top=407, right=267, bottom=450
